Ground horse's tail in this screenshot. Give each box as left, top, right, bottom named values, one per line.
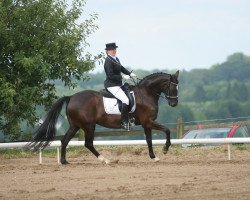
left=26, top=96, right=71, bottom=151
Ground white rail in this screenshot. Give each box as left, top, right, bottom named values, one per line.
left=0, top=138, right=250, bottom=163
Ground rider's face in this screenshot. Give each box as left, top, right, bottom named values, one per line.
left=107, top=49, right=117, bottom=57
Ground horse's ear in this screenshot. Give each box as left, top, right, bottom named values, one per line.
left=175, top=70, right=179, bottom=78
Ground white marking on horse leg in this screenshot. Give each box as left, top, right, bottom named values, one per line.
left=98, top=155, right=110, bottom=164
left=105, top=159, right=111, bottom=164
left=98, top=155, right=105, bottom=162
left=152, top=157, right=160, bottom=162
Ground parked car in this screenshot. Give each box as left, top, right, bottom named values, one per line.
left=182, top=125, right=250, bottom=147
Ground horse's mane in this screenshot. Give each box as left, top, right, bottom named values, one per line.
left=138, top=72, right=170, bottom=85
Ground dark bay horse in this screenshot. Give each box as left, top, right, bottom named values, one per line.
left=28, top=71, right=179, bottom=164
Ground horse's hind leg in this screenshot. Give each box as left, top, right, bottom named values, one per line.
left=83, top=124, right=110, bottom=164
left=61, top=125, right=79, bottom=164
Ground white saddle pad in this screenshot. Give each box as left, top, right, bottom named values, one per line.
left=103, top=92, right=136, bottom=115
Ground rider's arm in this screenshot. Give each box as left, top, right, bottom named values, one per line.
left=116, top=57, right=131, bottom=76
left=121, top=66, right=131, bottom=76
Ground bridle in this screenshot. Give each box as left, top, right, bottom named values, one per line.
left=165, top=82, right=178, bottom=100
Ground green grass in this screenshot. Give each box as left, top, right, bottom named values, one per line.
left=0, top=149, right=36, bottom=159
left=1, top=144, right=250, bottom=159
left=233, top=144, right=249, bottom=151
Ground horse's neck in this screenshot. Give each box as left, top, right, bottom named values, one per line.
left=135, top=84, right=161, bottom=104
left=136, top=73, right=170, bottom=102
left=140, top=77, right=163, bottom=94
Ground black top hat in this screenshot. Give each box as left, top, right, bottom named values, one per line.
left=105, top=42, right=118, bottom=50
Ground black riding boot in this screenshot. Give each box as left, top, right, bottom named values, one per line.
left=121, top=103, right=129, bottom=130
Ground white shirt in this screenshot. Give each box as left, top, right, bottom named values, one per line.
left=108, top=54, right=120, bottom=63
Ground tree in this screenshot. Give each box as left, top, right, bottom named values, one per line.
left=158, top=104, right=194, bottom=125
left=205, top=100, right=242, bottom=119
left=0, top=0, right=101, bottom=140
left=211, top=53, right=250, bottom=82
left=238, top=83, right=248, bottom=101
left=225, top=81, right=232, bottom=99
left=192, top=84, right=206, bottom=102
left=231, top=82, right=241, bottom=101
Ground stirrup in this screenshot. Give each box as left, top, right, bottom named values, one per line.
left=129, top=117, right=135, bottom=126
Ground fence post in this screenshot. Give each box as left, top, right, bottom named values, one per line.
left=57, top=147, right=60, bottom=164
left=39, top=149, right=42, bottom=164
left=227, top=144, right=231, bottom=160
left=177, top=117, right=184, bottom=139
left=78, top=129, right=84, bottom=141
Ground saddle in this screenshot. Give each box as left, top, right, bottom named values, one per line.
left=100, top=83, right=135, bottom=113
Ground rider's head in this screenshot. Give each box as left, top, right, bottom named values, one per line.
left=105, top=42, right=118, bottom=57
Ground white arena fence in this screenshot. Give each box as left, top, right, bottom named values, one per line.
left=0, top=138, right=250, bottom=163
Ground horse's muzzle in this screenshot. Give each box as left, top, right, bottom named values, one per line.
left=169, top=101, right=178, bottom=107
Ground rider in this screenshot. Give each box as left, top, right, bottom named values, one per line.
left=104, top=42, right=136, bottom=129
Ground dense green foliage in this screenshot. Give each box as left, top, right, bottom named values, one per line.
left=0, top=0, right=101, bottom=140
left=181, top=53, right=250, bottom=102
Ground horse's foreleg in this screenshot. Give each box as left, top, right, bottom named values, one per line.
left=162, top=128, right=171, bottom=154
left=83, top=125, right=110, bottom=164
left=61, top=126, right=79, bottom=164
left=144, top=128, right=159, bottom=161
left=148, top=120, right=171, bottom=154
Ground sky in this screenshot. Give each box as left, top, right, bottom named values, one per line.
left=80, top=0, right=250, bottom=72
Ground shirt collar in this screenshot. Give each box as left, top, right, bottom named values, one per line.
left=108, top=54, right=117, bottom=60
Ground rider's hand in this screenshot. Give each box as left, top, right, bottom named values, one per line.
left=122, top=74, right=130, bottom=80
left=130, top=73, right=137, bottom=77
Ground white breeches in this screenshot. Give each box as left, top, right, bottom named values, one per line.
left=107, top=86, right=129, bottom=105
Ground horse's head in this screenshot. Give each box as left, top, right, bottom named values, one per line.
left=162, top=70, right=179, bottom=107
left=138, top=71, right=179, bottom=107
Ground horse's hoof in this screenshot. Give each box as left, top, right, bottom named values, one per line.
left=162, top=146, right=169, bottom=154
left=61, top=160, right=70, bottom=165
left=163, top=150, right=168, bottom=154
left=98, top=155, right=110, bottom=164
left=104, top=159, right=111, bottom=164
left=152, top=157, right=160, bottom=162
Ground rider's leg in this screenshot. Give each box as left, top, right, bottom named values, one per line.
left=120, top=103, right=129, bottom=129
left=107, top=86, right=129, bottom=129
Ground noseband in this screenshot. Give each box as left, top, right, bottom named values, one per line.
left=165, top=82, right=178, bottom=100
